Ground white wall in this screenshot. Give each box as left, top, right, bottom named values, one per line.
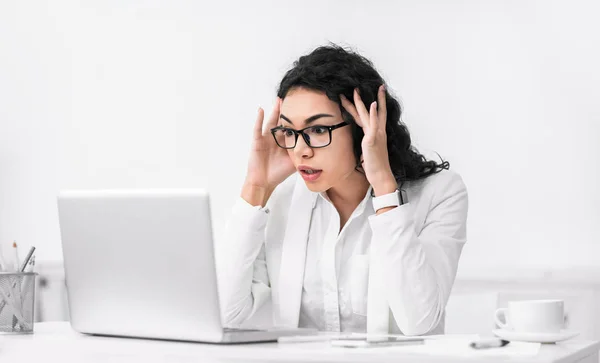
left=1, top=0, right=599, bottom=274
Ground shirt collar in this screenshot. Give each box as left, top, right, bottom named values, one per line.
left=316, top=184, right=373, bottom=215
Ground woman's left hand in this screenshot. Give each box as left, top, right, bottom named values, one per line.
left=340, top=84, right=398, bottom=196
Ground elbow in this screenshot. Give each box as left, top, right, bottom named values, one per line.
left=223, top=309, right=250, bottom=327
left=395, top=298, right=443, bottom=336
left=222, top=306, right=250, bottom=327
left=398, top=317, right=437, bottom=336
left=221, top=296, right=254, bottom=327
left=220, top=281, right=270, bottom=327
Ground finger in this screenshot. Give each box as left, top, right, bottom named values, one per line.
left=353, top=88, right=371, bottom=129
left=340, top=94, right=364, bottom=128
left=378, top=84, right=387, bottom=131
left=254, top=107, right=265, bottom=139
left=370, top=101, right=378, bottom=131
left=263, top=97, right=282, bottom=135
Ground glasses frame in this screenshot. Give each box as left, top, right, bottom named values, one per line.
left=270, top=121, right=350, bottom=149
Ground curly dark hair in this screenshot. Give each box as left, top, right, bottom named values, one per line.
left=276, top=42, right=449, bottom=185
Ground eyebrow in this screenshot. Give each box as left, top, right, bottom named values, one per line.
left=280, top=113, right=335, bottom=125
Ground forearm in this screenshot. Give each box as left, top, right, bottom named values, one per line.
left=369, top=171, right=468, bottom=335
left=378, top=227, right=442, bottom=335
left=371, top=173, right=401, bottom=216
left=369, top=208, right=446, bottom=335
left=220, top=198, right=271, bottom=325
left=241, top=183, right=274, bottom=208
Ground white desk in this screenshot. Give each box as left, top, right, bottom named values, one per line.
left=1, top=322, right=599, bottom=363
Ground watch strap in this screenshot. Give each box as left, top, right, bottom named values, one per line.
left=372, top=189, right=400, bottom=211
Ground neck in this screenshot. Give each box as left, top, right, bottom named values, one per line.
left=325, top=170, right=370, bottom=213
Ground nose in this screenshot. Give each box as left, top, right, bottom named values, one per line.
left=293, top=133, right=314, bottom=159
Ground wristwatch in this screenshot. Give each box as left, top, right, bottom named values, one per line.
left=371, top=188, right=408, bottom=211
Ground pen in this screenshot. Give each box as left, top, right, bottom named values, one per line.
left=470, top=338, right=510, bottom=349
left=18, top=246, right=36, bottom=300
left=23, top=253, right=36, bottom=272
left=18, top=246, right=36, bottom=273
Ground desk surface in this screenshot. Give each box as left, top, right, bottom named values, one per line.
left=1, top=322, right=599, bottom=363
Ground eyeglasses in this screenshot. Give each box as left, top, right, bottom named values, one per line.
left=270, top=121, right=349, bottom=149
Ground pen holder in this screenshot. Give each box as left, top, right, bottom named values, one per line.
left=0, top=272, right=37, bottom=334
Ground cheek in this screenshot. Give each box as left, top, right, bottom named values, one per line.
left=322, top=138, right=357, bottom=173
left=287, top=149, right=298, bottom=162
left=329, top=132, right=356, bottom=161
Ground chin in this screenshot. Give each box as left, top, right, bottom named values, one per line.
left=303, top=181, right=328, bottom=193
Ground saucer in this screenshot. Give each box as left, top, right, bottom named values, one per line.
left=492, top=329, right=579, bottom=344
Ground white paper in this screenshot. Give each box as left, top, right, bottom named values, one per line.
left=388, top=338, right=541, bottom=357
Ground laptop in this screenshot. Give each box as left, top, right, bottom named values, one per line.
left=57, top=189, right=314, bottom=343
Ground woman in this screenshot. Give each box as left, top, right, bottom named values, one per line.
left=219, top=43, right=468, bottom=336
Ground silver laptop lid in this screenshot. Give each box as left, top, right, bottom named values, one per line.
left=57, top=189, right=224, bottom=342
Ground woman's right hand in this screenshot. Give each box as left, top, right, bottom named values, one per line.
left=241, top=97, right=296, bottom=207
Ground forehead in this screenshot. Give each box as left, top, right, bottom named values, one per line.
left=281, top=88, right=340, bottom=118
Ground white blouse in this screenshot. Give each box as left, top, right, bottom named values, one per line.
left=298, top=186, right=375, bottom=332
left=219, top=169, right=468, bottom=335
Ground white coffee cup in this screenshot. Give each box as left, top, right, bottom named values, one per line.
left=494, top=299, right=565, bottom=333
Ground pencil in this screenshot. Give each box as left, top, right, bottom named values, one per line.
left=13, top=241, right=20, bottom=272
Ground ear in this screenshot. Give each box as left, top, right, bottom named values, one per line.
left=354, top=154, right=365, bottom=171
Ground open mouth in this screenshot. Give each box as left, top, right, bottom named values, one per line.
left=298, top=166, right=323, bottom=181
left=301, top=169, right=320, bottom=174
left=298, top=166, right=322, bottom=174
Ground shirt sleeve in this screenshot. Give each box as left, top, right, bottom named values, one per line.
left=367, top=172, right=469, bottom=335
left=218, top=197, right=272, bottom=327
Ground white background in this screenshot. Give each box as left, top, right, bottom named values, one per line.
left=1, top=0, right=598, bottom=275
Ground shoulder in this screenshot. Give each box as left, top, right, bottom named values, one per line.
left=405, top=168, right=468, bottom=208
left=419, top=168, right=467, bottom=194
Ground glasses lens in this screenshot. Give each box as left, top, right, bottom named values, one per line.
left=273, top=128, right=297, bottom=149
left=303, top=126, right=331, bottom=147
